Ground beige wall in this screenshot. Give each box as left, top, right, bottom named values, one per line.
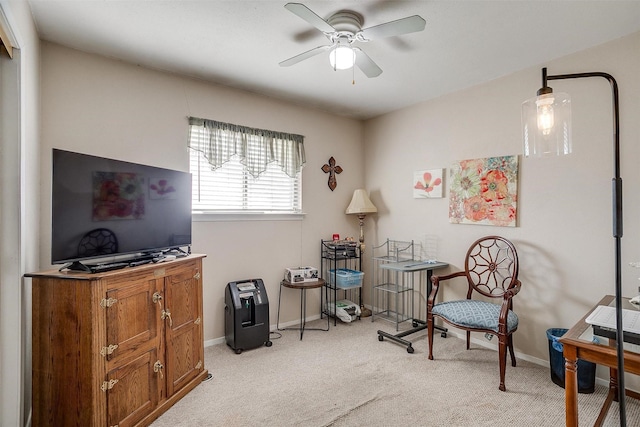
left=39, top=41, right=366, bottom=343
left=364, top=32, right=640, bottom=370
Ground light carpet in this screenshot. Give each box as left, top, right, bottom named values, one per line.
left=151, top=318, right=640, bottom=426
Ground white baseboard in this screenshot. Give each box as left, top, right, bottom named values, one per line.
left=204, top=314, right=323, bottom=348
left=204, top=337, right=225, bottom=347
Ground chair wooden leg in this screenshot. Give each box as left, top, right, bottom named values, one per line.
left=508, top=334, right=516, bottom=367
left=466, top=331, right=470, bottom=350
left=427, top=312, right=434, bottom=360
left=498, top=334, right=507, bottom=391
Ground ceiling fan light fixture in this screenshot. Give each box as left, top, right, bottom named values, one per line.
left=329, top=45, right=355, bottom=70
left=281, top=3, right=426, bottom=78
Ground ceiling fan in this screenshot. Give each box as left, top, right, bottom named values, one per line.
left=279, top=3, right=426, bottom=78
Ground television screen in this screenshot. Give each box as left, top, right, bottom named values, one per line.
left=52, top=149, right=192, bottom=267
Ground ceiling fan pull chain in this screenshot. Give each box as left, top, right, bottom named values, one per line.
left=352, top=61, right=355, bottom=85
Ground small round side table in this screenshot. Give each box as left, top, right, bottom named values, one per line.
left=277, top=278, right=329, bottom=340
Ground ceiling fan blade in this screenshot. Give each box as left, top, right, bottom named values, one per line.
left=359, top=15, right=426, bottom=41
left=284, top=3, right=335, bottom=33
left=279, top=45, right=331, bottom=67
left=354, top=48, right=382, bottom=78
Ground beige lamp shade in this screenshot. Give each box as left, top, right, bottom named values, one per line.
left=346, top=189, right=377, bottom=214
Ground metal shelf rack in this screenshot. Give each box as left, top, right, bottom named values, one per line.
left=371, top=238, right=449, bottom=353
left=371, top=239, right=417, bottom=329
left=320, top=239, right=362, bottom=326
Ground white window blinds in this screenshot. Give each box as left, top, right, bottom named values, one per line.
left=188, top=117, right=305, bottom=213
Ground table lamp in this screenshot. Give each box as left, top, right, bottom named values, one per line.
left=346, top=189, right=377, bottom=253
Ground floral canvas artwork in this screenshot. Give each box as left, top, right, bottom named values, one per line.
left=449, top=156, right=518, bottom=227
left=92, top=172, right=145, bottom=221
left=413, top=169, right=443, bottom=198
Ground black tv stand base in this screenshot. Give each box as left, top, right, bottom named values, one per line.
left=60, top=261, right=92, bottom=272
left=162, top=246, right=190, bottom=257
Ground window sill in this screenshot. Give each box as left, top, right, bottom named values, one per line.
left=192, top=212, right=306, bottom=222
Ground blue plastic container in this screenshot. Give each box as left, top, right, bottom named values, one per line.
left=546, top=328, right=596, bottom=394
left=328, top=269, right=364, bottom=289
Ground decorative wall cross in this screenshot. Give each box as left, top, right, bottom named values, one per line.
left=321, top=156, right=342, bottom=191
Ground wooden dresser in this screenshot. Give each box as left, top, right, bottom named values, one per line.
left=26, top=254, right=207, bottom=427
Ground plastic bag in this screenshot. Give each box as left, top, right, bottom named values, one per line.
left=326, top=299, right=361, bottom=322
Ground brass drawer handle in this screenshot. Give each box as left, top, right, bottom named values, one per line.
left=162, top=309, right=173, bottom=327
left=152, top=292, right=163, bottom=305
left=154, top=360, right=164, bottom=379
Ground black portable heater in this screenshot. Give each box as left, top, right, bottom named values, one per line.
left=225, top=279, right=272, bottom=354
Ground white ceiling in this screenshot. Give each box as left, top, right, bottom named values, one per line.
left=26, top=0, right=640, bottom=120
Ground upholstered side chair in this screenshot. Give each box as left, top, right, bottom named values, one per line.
left=427, top=236, right=521, bottom=391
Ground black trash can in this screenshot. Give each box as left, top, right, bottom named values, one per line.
left=547, top=328, right=596, bottom=394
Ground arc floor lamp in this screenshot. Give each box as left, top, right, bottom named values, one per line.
left=522, top=67, right=625, bottom=425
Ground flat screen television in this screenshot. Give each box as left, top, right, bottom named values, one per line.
left=52, top=149, right=192, bottom=271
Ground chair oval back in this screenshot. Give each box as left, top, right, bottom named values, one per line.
left=464, top=236, right=519, bottom=298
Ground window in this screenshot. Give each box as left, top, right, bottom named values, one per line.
left=188, top=117, right=305, bottom=215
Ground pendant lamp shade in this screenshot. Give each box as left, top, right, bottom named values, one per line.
left=522, top=91, right=572, bottom=157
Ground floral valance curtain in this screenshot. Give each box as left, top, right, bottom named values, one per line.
left=188, top=117, right=306, bottom=178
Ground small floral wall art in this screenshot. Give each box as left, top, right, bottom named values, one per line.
left=449, top=155, right=518, bottom=227
left=413, top=169, right=444, bottom=198
left=92, top=172, right=145, bottom=221
left=149, top=178, right=177, bottom=200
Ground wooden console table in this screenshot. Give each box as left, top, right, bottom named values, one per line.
left=559, top=295, right=640, bottom=426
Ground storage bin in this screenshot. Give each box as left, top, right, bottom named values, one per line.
left=546, top=328, right=595, bottom=394
left=328, top=268, right=364, bottom=289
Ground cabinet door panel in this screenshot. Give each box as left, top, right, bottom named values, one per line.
left=165, top=264, right=199, bottom=327
left=167, top=325, right=201, bottom=394
left=106, top=278, right=160, bottom=363
left=164, top=263, right=204, bottom=396
left=106, top=348, right=159, bottom=427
